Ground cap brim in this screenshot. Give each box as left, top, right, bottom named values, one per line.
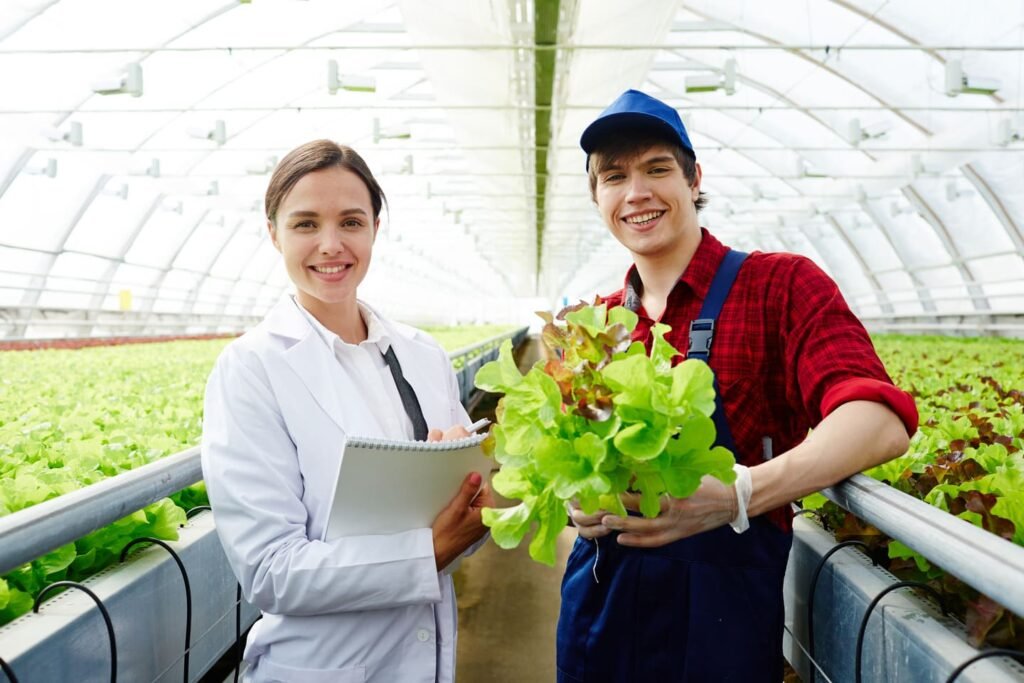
left=580, top=112, right=689, bottom=154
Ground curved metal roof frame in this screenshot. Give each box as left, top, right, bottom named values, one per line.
left=545, top=1, right=1024, bottom=335
left=0, top=0, right=1022, bottom=338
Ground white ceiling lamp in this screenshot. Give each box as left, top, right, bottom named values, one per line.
left=749, top=183, right=777, bottom=201
left=847, top=118, right=891, bottom=146
left=245, top=156, right=278, bottom=175
left=92, top=62, right=143, bottom=97
left=795, top=158, right=827, bottom=178
left=890, top=201, right=916, bottom=218
left=909, top=154, right=937, bottom=178
left=854, top=185, right=873, bottom=203
left=44, top=121, right=83, bottom=147
left=161, top=199, right=183, bottom=214
left=128, top=158, right=160, bottom=177
left=381, top=154, right=413, bottom=175
left=25, top=159, right=58, bottom=178
left=684, top=58, right=736, bottom=95
left=327, top=60, right=376, bottom=94
left=945, top=181, right=974, bottom=202
left=443, top=204, right=463, bottom=224
left=372, top=118, right=411, bottom=143
left=187, top=120, right=227, bottom=146
left=996, top=119, right=1022, bottom=146
left=945, top=59, right=1000, bottom=97
left=102, top=183, right=129, bottom=200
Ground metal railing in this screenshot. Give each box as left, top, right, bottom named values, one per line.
left=821, top=474, right=1024, bottom=619
left=0, top=449, right=201, bottom=576
left=781, top=474, right=1024, bottom=681
left=448, top=326, right=529, bottom=405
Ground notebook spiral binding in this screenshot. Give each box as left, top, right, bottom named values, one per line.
left=345, top=432, right=488, bottom=451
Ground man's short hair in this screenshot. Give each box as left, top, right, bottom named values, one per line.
left=586, top=127, right=707, bottom=212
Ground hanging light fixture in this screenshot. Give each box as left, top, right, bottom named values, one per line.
left=327, top=60, right=376, bottom=94
left=684, top=58, right=736, bottom=95
left=91, top=63, right=143, bottom=97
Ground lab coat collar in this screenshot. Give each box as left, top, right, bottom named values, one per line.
left=261, top=295, right=436, bottom=435
left=261, top=297, right=349, bottom=432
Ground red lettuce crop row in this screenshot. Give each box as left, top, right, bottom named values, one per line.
left=804, top=335, right=1024, bottom=649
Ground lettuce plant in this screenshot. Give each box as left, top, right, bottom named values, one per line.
left=475, top=303, right=735, bottom=565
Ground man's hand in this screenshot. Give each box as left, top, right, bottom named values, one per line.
left=600, top=475, right=738, bottom=548
left=568, top=502, right=613, bottom=540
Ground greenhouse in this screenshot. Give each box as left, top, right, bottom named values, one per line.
left=0, top=1, right=1023, bottom=681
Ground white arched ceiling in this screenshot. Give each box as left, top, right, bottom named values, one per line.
left=0, top=0, right=1022, bottom=338
left=548, top=0, right=1024, bottom=336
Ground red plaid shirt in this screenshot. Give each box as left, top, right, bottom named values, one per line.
left=601, top=229, right=918, bottom=531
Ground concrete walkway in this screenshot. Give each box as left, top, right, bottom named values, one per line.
left=454, top=335, right=577, bottom=682
left=453, top=527, right=576, bottom=682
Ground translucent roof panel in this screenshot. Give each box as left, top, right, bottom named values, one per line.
left=1, top=0, right=1022, bottom=338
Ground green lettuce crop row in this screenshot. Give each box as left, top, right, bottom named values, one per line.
left=803, top=335, right=1024, bottom=649
left=423, top=325, right=518, bottom=369
left=0, top=325, right=508, bottom=626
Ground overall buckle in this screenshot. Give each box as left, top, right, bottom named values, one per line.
left=687, top=319, right=715, bottom=356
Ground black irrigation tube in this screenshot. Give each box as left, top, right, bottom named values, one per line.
left=33, top=581, right=116, bottom=683
left=234, top=584, right=243, bottom=683
left=120, top=538, right=192, bottom=683
left=806, top=539, right=876, bottom=683
left=185, top=505, right=244, bottom=682
left=945, top=649, right=1024, bottom=682
left=0, top=656, right=19, bottom=683
left=854, top=580, right=948, bottom=683
left=185, top=505, right=211, bottom=519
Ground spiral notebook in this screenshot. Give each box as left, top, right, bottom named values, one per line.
left=322, top=433, right=493, bottom=540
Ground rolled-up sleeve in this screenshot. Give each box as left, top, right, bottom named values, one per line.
left=776, top=257, right=918, bottom=437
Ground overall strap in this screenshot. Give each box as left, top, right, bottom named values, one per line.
left=686, top=249, right=748, bottom=362
left=686, top=249, right=748, bottom=456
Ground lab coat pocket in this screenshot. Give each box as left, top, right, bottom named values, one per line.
left=254, top=656, right=366, bottom=683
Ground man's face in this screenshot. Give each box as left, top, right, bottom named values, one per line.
left=592, top=144, right=702, bottom=260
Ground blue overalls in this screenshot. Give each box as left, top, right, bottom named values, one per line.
left=556, top=250, right=794, bottom=682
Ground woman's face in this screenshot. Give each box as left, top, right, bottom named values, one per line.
left=269, top=166, right=378, bottom=313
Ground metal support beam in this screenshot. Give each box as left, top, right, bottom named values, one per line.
left=824, top=213, right=894, bottom=315
left=903, top=185, right=990, bottom=311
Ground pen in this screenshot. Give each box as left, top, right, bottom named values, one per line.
left=466, top=417, right=492, bottom=434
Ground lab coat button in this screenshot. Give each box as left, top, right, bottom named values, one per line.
left=416, top=629, right=430, bottom=642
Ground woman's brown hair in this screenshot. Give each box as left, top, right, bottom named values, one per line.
left=265, top=140, right=387, bottom=226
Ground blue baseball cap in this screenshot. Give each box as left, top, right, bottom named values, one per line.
left=580, top=89, right=694, bottom=167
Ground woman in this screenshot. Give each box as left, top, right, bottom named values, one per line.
left=201, top=140, right=492, bottom=683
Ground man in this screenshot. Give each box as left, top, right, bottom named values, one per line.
left=556, top=89, right=918, bottom=682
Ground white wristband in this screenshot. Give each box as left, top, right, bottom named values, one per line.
left=729, top=464, right=753, bottom=534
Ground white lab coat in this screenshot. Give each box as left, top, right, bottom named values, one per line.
left=201, top=297, right=471, bottom=683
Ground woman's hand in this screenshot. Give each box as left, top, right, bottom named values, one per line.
left=432, top=471, right=493, bottom=571
left=427, top=424, right=470, bottom=442
left=430, top=423, right=493, bottom=571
